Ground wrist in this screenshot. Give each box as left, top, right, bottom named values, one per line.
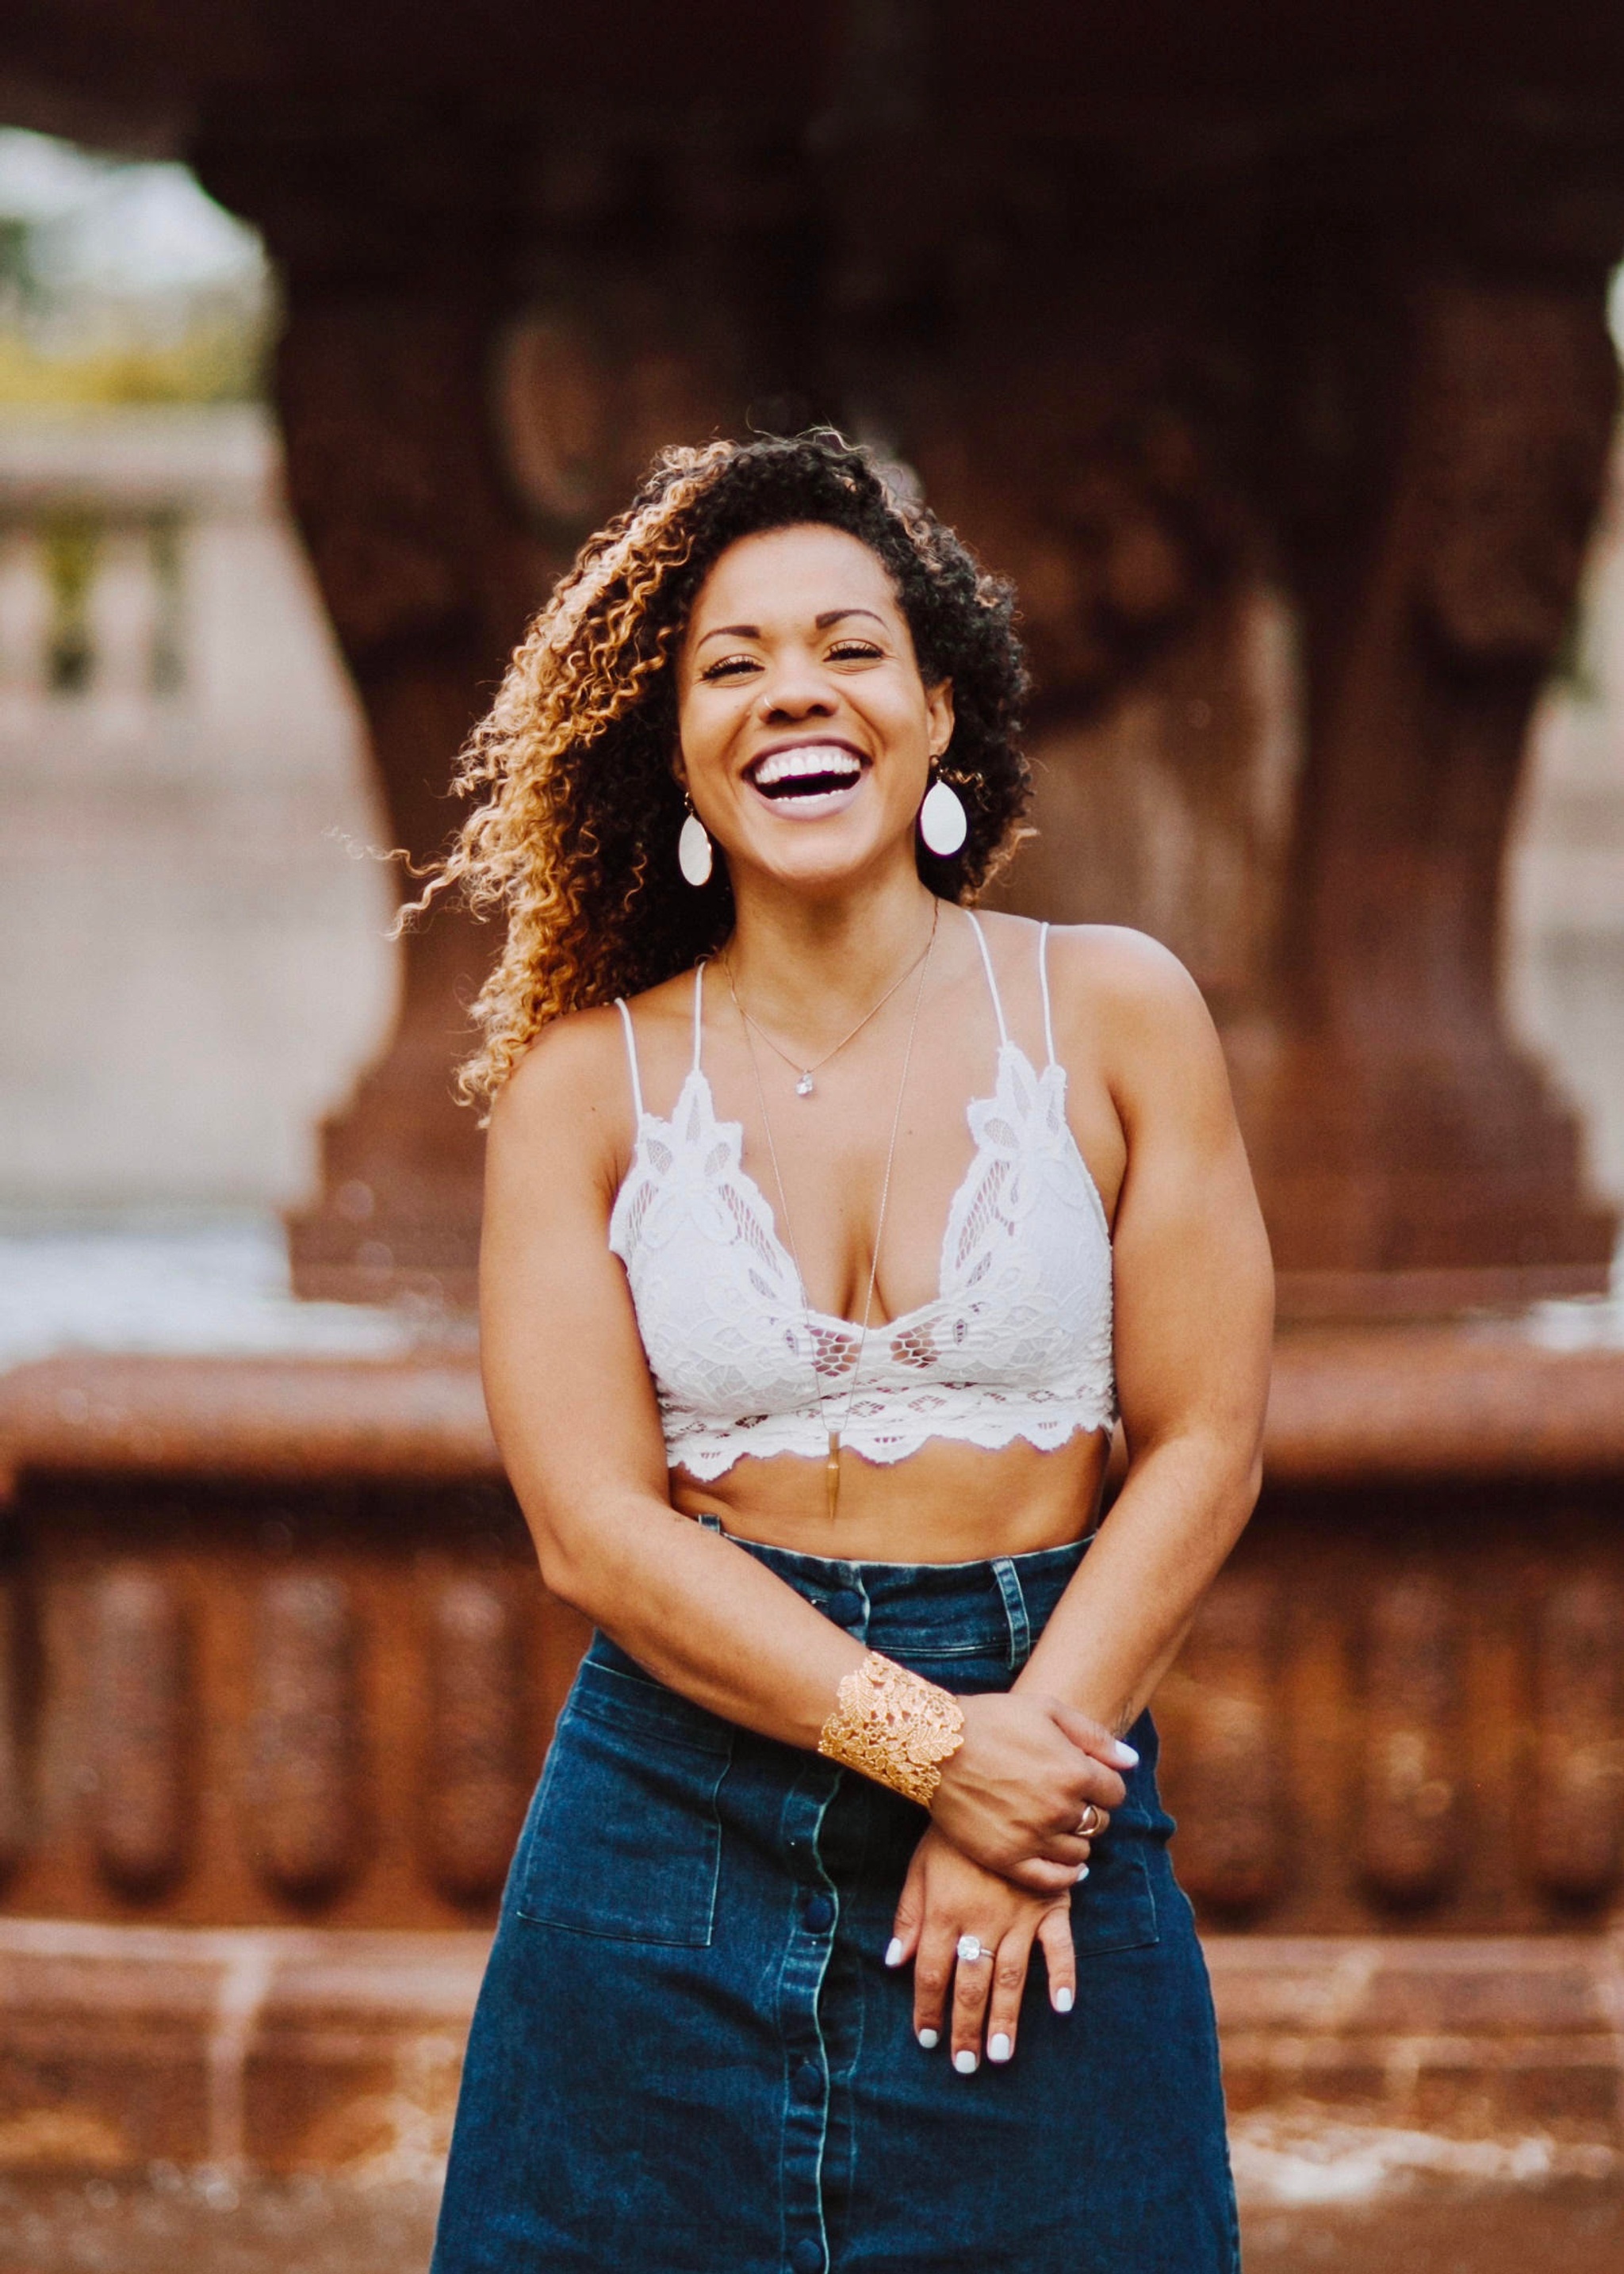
left=818, top=1651, right=965, bottom=1807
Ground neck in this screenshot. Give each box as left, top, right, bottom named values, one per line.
left=723, top=856, right=942, bottom=1037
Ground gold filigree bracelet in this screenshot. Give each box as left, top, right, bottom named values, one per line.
left=817, top=1651, right=966, bottom=1808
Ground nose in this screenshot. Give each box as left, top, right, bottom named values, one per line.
left=756, top=653, right=837, bottom=723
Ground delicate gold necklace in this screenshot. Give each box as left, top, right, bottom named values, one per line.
left=730, top=910, right=936, bottom=1097
left=724, top=901, right=938, bottom=1520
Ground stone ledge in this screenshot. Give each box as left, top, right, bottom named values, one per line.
left=2, top=1326, right=1622, bottom=1497
left=0, top=1919, right=486, bottom=2174
left=0, top=1920, right=1619, bottom=2175
left=1206, top=1935, right=1624, bottom=2130
left=0, top=1353, right=500, bottom=1497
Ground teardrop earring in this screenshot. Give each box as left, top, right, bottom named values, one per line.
left=918, top=773, right=968, bottom=859
left=677, top=798, right=714, bottom=887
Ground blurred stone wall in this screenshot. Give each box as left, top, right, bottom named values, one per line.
left=0, top=404, right=399, bottom=1212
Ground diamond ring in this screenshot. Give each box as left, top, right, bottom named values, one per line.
left=956, top=1933, right=994, bottom=1964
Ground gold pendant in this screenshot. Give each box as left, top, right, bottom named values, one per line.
left=826, top=1427, right=841, bottom=1522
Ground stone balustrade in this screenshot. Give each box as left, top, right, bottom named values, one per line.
left=0, top=1331, right=1621, bottom=2178
left=0, top=1334, right=1621, bottom=1942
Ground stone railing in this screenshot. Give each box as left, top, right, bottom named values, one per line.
left=0, top=407, right=273, bottom=707
left=0, top=1331, right=1622, bottom=2174
left=0, top=1334, right=1621, bottom=1939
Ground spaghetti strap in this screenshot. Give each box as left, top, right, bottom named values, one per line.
left=1037, top=922, right=1057, bottom=1067
left=965, top=911, right=1009, bottom=1044
left=692, top=962, right=707, bottom=1071
left=613, top=997, right=645, bottom=1124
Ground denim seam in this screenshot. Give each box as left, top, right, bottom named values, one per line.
left=775, top=1767, right=840, bottom=2274
left=990, top=1556, right=1032, bottom=1670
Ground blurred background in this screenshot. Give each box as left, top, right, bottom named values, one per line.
left=0, top=6, right=1622, bottom=2269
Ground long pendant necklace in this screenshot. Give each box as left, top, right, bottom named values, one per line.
left=730, top=913, right=935, bottom=1097
left=724, top=902, right=938, bottom=1521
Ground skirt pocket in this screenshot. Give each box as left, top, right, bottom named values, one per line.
left=1072, top=1826, right=1159, bottom=1958
left=515, top=1656, right=733, bottom=1947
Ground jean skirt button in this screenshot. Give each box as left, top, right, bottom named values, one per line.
left=802, top=1893, right=834, bottom=1934
left=791, top=2240, right=824, bottom=2274
left=826, top=1587, right=864, bottom=1627
left=791, top=2059, right=823, bottom=2106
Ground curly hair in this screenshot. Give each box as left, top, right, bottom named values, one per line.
left=409, top=430, right=1032, bottom=1113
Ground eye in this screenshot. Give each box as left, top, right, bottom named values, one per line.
left=700, top=652, right=761, bottom=683
left=827, top=638, right=883, bottom=663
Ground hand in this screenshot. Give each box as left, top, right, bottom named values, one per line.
left=930, top=1690, right=1133, bottom=1893
left=887, top=1825, right=1076, bottom=2071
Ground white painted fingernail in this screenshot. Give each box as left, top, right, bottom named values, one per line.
left=917, top=2027, right=939, bottom=2049
left=1110, top=1740, right=1139, bottom=1767
left=988, top=2032, right=1012, bottom=2063
left=953, top=2049, right=979, bottom=2074
left=884, top=1938, right=905, bottom=1968
left=1072, top=1863, right=1090, bottom=1882
left=1054, top=1986, right=1074, bottom=2013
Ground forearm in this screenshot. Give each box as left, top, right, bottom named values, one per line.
left=1014, top=1430, right=1261, bottom=1735
left=530, top=1483, right=1128, bottom=1892
left=533, top=1483, right=866, bottom=1750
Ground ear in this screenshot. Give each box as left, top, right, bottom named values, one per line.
left=925, top=678, right=956, bottom=759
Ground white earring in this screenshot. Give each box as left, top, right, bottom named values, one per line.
left=919, top=775, right=968, bottom=858
left=678, top=802, right=714, bottom=887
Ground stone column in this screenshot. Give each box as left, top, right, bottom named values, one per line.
left=1253, top=269, right=1620, bottom=1311
left=199, top=121, right=554, bottom=1305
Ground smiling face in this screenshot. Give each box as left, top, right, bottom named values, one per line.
left=676, top=523, right=954, bottom=898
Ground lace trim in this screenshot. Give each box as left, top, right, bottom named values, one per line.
left=609, top=1034, right=1116, bottom=1478
left=665, top=1403, right=1113, bottom=1482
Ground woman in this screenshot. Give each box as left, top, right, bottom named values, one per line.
left=426, top=431, right=1273, bottom=2274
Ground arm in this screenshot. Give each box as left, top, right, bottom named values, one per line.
left=889, top=929, right=1274, bottom=2070
left=481, top=1011, right=862, bottom=1744
left=1013, top=927, right=1274, bottom=1729
left=481, top=1009, right=1124, bottom=1889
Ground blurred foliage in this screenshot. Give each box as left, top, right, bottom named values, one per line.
left=0, top=312, right=271, bottom=405
left=0, top=128, right=272, bottom=405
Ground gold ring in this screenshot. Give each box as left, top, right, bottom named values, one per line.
left=1076, top=1803, right=1105, bottom=1838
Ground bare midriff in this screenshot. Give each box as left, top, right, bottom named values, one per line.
left=670, top=1427, right=1113, bottom=1564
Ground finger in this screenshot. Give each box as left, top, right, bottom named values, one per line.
left=1032, top=1825, right=1094, bottom=1866
left=949, top=1935, right=998, bottom=2073
left=887, top=1849, right=927, bottom=1970
left=1008, top=1854, right=1090, bottom=1897
left=985, top=1924, right=1036, bottom=2066
left=1051, top=1704, right=1139, bottom=1774
left=1037, top=1902, right=1077, bottom=2016
left=913, top=1920, right=957, bottom=2050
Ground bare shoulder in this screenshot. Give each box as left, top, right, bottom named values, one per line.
left=1043, top=922, right=1208, bottom=1026
left=1039, top=922, right=1230, bottom=1120
left=487, top=1001, right=636, bottom=1173
left=488, top=963, right=703, bottom=1166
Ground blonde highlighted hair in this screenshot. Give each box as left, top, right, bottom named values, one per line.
left=408, top=431, right=1031, bottom=1115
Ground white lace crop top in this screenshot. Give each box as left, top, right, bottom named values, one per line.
left=607, top=913, right=1116, bottom=1482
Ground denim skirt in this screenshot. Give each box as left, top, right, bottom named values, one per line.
left=431, top=1530, right=1239, bottom=2274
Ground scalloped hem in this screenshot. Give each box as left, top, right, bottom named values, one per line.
left=667, top=1409, right=1116, bottom=1485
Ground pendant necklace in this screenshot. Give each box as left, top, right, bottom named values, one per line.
left=730, top=915, right=934, bottom=1097
left=724, top=902, right=938, bottom=1521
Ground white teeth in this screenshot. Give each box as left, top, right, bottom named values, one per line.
left=752, top=745, right=863, bottom=789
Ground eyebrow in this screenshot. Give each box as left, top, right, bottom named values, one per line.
left=694, top=607, right=888, bottom=651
